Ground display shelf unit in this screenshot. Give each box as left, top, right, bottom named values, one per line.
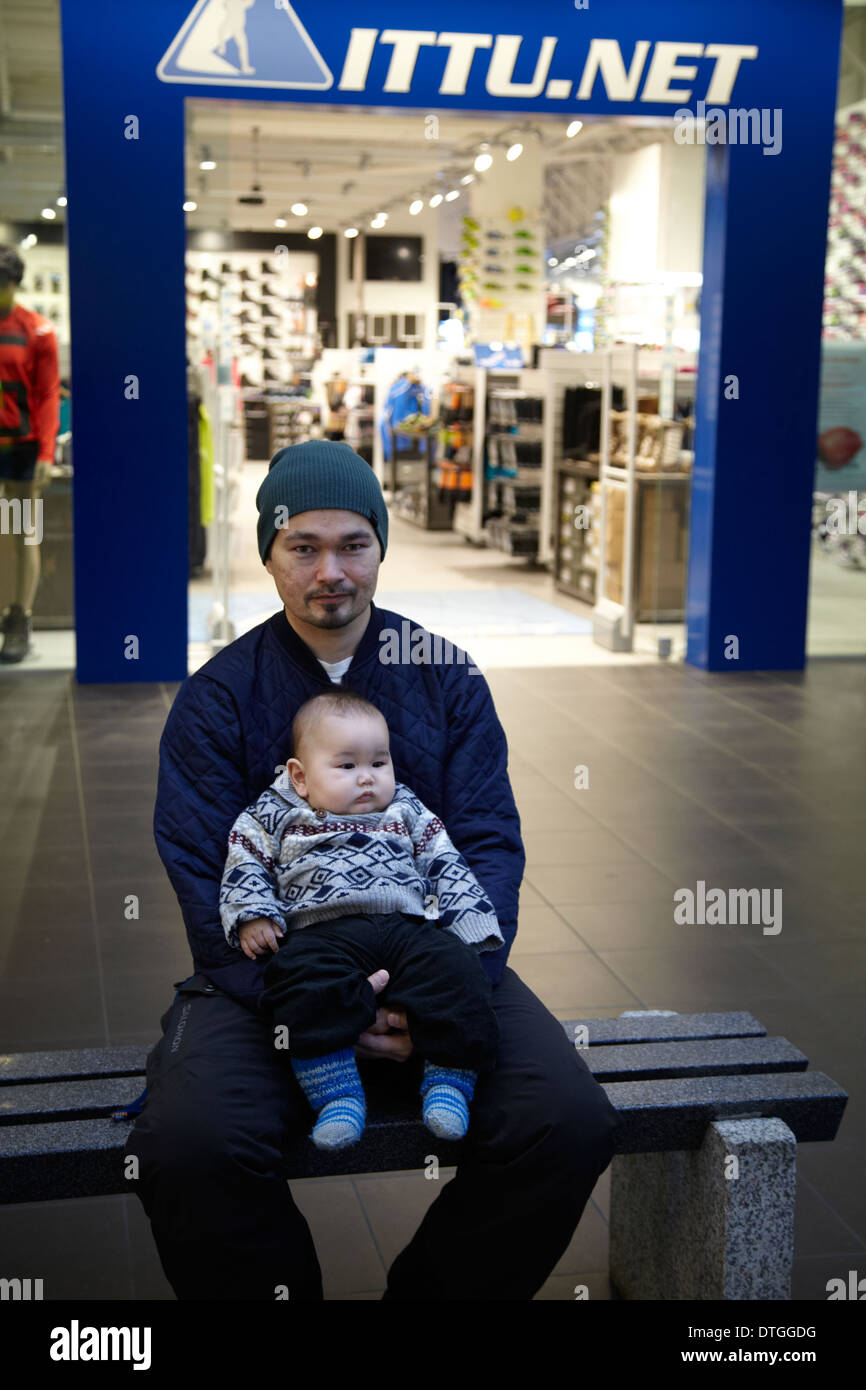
left=453, top=366, right=549, bottom=554
left=484, top=384, right=545, bottom=561
left=243, top=396, right=270, bottom=460
left=555, top=462, right=690, bottom=618
left=16, top=248, right=70, bottom=358
left=554, top=460, right=600, bottom=605
left=241, top=393, right=322, bottom=459
left=343, top=381, right=376, bottom=463
left=590, top=344, right=695, bottom=649
left=539, top=346, right=695, bottom=628
left=447, top=364, right=486, bottom=543
left=387, top=428, right=454, bottom=531
left=540, top=349, right=638, bottom=566
left=186, top=250, right=319, bottom=389
left=538, top=346, right=696, bottom=570
left=435, top=379, right=475, bottom=500
left=267, top=398, right=322, bottom=454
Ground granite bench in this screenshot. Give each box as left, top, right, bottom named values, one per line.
left=0, top=1009, right=847, bottom=1300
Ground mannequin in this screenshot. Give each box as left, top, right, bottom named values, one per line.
left=0, top=244, right=61, bottom=662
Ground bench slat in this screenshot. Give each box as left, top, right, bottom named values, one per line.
left=0, top=1117, right=462, bottom=1201
left=0, top=1048, right=150, bottom=1084
left=0, top=1071, right=847, bottom=1203
left=602, top=1071, right=848, bottom=1150
left=583, top=1037, right=807, bottom=1080
left=0, top=1015, right=768, bottom=1089
left=560, top=1013, right=766, bottom=1044
left=0, top=1037, right=809, bottom=1125
left=0, top=1078, right=145, bottom=1124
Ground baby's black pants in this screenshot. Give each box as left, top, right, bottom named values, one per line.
left=261, top=909, right=499, bottom=1071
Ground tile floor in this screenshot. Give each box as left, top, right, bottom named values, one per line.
left=1, top=483, right=863, bottom=1300
left=0, top=655, right=863, bottom=1300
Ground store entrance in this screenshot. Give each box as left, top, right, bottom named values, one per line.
left=183, top=98, right=703, bottom=674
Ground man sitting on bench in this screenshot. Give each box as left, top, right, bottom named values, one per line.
left=126, top=440, right=622, bottom=1301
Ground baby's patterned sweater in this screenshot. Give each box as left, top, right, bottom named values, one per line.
left=219, top=774, right=505, bottom=953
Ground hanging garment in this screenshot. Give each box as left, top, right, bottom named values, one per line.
left=0, top=302, right=60, bottom=459
left=199, top=402, right=215, bottom=528
left=381, top=375, right=431, bottom=460
left=187, top=392, right=206, bottom=574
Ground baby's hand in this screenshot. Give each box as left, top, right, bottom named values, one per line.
left=238, top=917, right=284, bottom=960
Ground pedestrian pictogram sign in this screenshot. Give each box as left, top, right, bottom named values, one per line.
left=157, top=0, right=333, bottom=88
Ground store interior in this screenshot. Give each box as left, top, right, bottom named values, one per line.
left=181, top=98, right=702, bottom=674
left=5, top=91, right=866, bottom=672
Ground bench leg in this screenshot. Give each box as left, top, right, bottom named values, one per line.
left=609, top=1118, right=797, bottom=1300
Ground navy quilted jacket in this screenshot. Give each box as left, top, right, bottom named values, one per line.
left=154, top=602, right=526, bottom=1012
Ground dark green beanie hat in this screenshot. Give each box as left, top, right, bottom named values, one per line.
left=256, top=440, right=389, bottom=564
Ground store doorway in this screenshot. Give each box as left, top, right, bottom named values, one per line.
left=183, top=97, right=703, bottom=674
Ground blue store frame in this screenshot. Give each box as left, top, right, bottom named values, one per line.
left=58, top=0, right=844, bottom=680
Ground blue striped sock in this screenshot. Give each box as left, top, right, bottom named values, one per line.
left=311, top=1095, right=366, bottom=1150
left=419, top=1061, right=477, bottom=1140
left=291, top=1048, right=366, bottom=1150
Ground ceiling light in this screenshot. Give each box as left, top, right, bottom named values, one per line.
left=548, top=257, right=558, bottom=267
left=344, top=227, right=359, bottom=238
left=41, top=207, right=57, bottom=220
left=444, top=190, right=460, bottom=202
left=183, top=200, right=197, bottom=213
left=506, top=143, right=523, bottom=162
left=409, top=199, right=424, bottom=215
left=199, top=145, right=216, bottom=170
left=56, top=195, right=67, bottom=208
left=20, top=234, right=37, bottom=249
left=429, top=193, right=443, bottom=208
left=274, top=217, right=287, bottom=228
left=567, top=120, right=583, bottom=138
left=370, top=213, right=388, bottom=228
left=307, top=226, right=323, bottom=240
left=460, top=174, right=474, bottom=185
left=474, top=151, right=493, bottom=172
left=291, top=202, right=308, bottom=216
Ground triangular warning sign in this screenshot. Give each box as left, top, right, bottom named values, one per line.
left=157, top=0, right=333, bottom=89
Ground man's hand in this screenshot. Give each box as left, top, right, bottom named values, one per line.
left=355, top=968, right=414, bottom=1063
left=33, top=459, right=53, bottom=488
left=238, top=916, right=284, bottom=959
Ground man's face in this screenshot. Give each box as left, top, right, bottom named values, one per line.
left=265, top=509, right=380, bottom=630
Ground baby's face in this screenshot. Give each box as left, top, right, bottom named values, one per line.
left=288, top=711, right=396, bottom=815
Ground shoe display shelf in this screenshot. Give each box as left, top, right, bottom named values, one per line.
left=483, top=384, right=545, bottom=562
